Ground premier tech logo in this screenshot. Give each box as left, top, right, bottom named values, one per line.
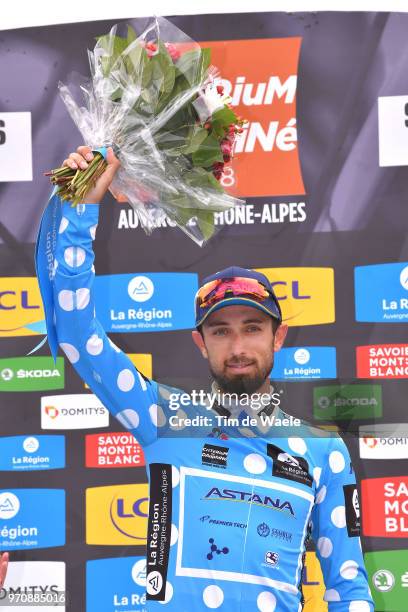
left=86, top=484, right=149, bottom=545
left=0, top=356, right=64, bottom=392
left=256, top=267, right=335, bottom=326
left=355, top=262, right=408, bottom=322
left=0, top=277, right=45, bottom=337
left=204, top=37, right=304, bottom=198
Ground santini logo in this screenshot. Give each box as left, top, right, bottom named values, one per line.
left=203, top=487, right=295, bottom=516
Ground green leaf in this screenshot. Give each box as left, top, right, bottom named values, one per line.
left=175, top=48, right=203, bottom=87
left=212, top=106, right=237, bottom=127
left=95, top=33, right=128, bottom=77
left=150, top=41, right=176, bottom=99
left=192, top=134, right=223, bottom=167
left=172, top=206, right=216, bottom=242
left=184, top=167, right=224, bottom=192
left=200, top=48, right=212, bottom=77
left=127, top=25, right=137, bottom=44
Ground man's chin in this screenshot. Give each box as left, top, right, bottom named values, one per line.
left=217, top=373, right=264, bottom=395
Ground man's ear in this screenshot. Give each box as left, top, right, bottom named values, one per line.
left=192, top=329, right=208, bottom=359
left=273, top=324, right=288, bottom=352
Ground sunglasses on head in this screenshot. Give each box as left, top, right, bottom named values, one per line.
left=196, top=277, right=272, bottom=310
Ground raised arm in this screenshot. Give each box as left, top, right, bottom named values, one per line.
left=52, top=146, right=159, bottom=447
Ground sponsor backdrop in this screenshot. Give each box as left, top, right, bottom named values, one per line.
left=1, top=10, right=408, bottom=611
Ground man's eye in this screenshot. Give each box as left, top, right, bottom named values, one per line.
left=247, top=326, right=261, bottom=332
left=214, top=328, right=228, bottom=336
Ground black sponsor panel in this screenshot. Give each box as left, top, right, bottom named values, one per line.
left=343, top=484, right=361, bottom=537
left=146, top=463, right=173, bottom=601
left=267, top=443, right=312, bottom=488
left=202, top=443, right=229, bottom=468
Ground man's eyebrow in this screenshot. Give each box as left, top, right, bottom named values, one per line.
left=206, top=317, right=266, bottom=327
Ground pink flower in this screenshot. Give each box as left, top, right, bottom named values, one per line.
left=165, top=42, right=181, bottom=61
left=144, top=41, right=157, bottom=58
left=212, top=161, right=225, bottom=180
left=221, top=139, right=233, bottom=162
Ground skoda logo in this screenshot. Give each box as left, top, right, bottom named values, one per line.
left=1, top=368, right=13, bottom=382
left=373, top=569, right=395, bottom=592
left=128, top=276, right=154, bottom=302
left=318, top=396, right=330, bottom=409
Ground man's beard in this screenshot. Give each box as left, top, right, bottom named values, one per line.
left=209, top=354, right=274, bottom=396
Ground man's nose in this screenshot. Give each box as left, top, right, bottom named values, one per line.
left=229, top=332, right=246, bottom=354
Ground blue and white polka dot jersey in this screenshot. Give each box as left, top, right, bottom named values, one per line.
left=50, top=201, right=374, bottom=611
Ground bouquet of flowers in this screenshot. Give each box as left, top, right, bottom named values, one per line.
left=46, top=16, right=246, bottom=245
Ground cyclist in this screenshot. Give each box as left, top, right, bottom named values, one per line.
left=39, top=145, right=374, bottom=611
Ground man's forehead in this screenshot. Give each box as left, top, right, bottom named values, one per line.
left=204, top=305, right=270, bottom=326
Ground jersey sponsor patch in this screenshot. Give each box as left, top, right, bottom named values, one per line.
left=343, top=484, right=361, bottom=537
left=146, top=464, right=172, bottom=602
left=202, top=444, right=229, bottom=469
left=267, top=444, right=313, bottom=487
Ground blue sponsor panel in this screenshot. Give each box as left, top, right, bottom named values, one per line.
left=0, top=489, right=65, bottom=550
left=178, top=468, right=313, bottom=586
left=86, top=556, right=147, bottom=611
left=94, top=273, right=198, bottom=332
left=355, top=262, right=408, bottom=322
left=0, top=435, right=65, bottom=471
left=271, top=347, right=337, bottom=380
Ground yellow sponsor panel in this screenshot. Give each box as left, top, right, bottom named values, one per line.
left=86, top=483, right=149, bottom=545
left=302, top=551, right=327, bottom=612
left=85, top=353, right=152, bottom=388
left=257, top=267, right=335, bottom=326
left=0, top=277, right=44, bottom=337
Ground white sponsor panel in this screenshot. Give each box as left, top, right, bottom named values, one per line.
left=41, top=394, right=109, bottom=430
left=359, top=423, right=408, bottom=459
left=0, top=113, right=32, bottom=182
left=2, top=561, right=65, bottom=611
left=378, top=95, right=408, bottom=167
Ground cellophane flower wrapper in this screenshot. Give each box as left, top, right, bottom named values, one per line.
left=58, top=16, right=244, bottom=245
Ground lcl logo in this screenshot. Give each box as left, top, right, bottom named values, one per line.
left=0, top=290, right=40, bottom=310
